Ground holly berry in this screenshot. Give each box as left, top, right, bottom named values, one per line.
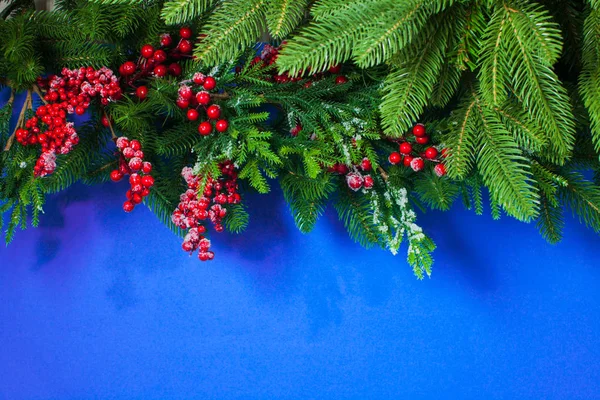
left=203, top=76, right=216, bottom=91
left=153, top=50, right=167, bottom=63
left=335, top=75, right=348, bottom=84
left=346, top=172, right=364, bottom=191
left=434, top=163, right=447, bottom=177
left=141, top=175, right=155, bottom=188
left=136, top=86, right=148, bottom=100
left=363, top=175, right=374, bottom=189
left=290, top=124, right=302, bottom=136
left=424, top=147, right=438, bottom=159
left=142, top=161, right=152, bottom=174
left=215, top=119, right=229, bottom=132
left=415, top=136, right=429, bottom=145
left=403, top=156, right=414, bottom=167
left=153, top=65, right=167, bottom=77
left=75, top=106, right=85, bottom=115
left=193, top=73, right=206, bottom=85
left=110, top=170, right=123, bottom=182
left=329, top=64, right=342, bottom=74
left=413, top=123, right=426, bottom=137
left=130, top=140, right=141, bottom=151
left=121, top=61, right=136, bottom=76
left=389, top=152, right=401, bottom=165
left=198, top=121, right=212, bottom=136
left=196, top=91, right=210, bottom=105
left=410, top=157, right=425, bottom=172
left=361, top=158, right=372, bottom=171
left=160, top=33, right=172, bottom=47
left=168, top=63, right=182, bottom=76
left=206, top=104, right=221, bottom=120
left=123, top=201, right=135, bottom=213
left=187, top=109, right=199, bottom=121
left=180, top=26, right=192, bottom=39
left=176, top=98, right=189, bottom=109
left=399, top=142, right=412, bottom=155
left=178, top=39, right=192, bottom=54
left=141, top=44, right=154, bottom=58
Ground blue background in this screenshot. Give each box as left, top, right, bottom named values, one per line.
left=1, top=92, right=600, bottom=400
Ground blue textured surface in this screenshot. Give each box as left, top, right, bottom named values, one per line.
left=1, top=92, right=600, bottom=400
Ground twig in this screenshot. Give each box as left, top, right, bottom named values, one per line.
left=104, top=110, right=117, bottom=140
left=377, top=166, right=389, bottom=182
left=32, top=84, right=48, bottom=105
left=211, top=93, right=231, bottom=100
left=4, top=90, right=32, bottom=152
left=88, top=160, right=118, bottom=177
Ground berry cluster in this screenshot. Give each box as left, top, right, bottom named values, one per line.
left=109, top=137, right=154, bottom=213
left=329, top=158, right=375, bottom=191
left=17, top=67, right=122, bottom=176
left=388, top=124, right=447, bottom=176
left=176, top=76, right=229, bottom=136
left=119, top=26, right=194, bottom=87
left=172, top=161, right=241, bottom=261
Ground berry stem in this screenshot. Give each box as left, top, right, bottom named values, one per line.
left=4, top=90, right=32, bottom=152
left=32, top=84, right=48, bottom=105
left=103, top=110, right=118, bottom=140
left=210, top=93, right=231, bottom=100
left=377, top=166, right=389, bottom=182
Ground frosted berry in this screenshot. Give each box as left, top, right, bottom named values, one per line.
left=346, top=173, right=364, bottom=191
left=434, top=163, right=447, bottom=177
left=363, top=175, right=374, bottom=189
left=215, top=119, right=229, bottom=132
left=389, top=152, right=401, bottom=165
left=123, top=147, right=135, bottom=158
left=193, top=73, right=206, bottom=85
left=129, top=157, right=143, bottom=171
left=203, top=76, right=216, bottom=91
left=198, top=121, right=212, bottom=136
left=399, top=142, right=412, bottom=155
left=196, top=91, right=210, bottom=105
left=130, top=140, right=141, bottom=151
left=424, top=147, right=438, bottom=159
left=142, top=161, right=152, bottom=174
left=136, top=86, right=148, bottom=100
left=176, top=98, right=189, bottom=109
left=410, top=157, right=425, bottom=172
left=179, top=26, right=192, bottom=39
left=206, top=104, right=221, bottom=120
left=141, top=44, right=154, bottom=58
left=361, top=158, right=372, bottom=171
left=413, top=123, right=426, bottom=137
left=187, top=109, right=199, bottom=121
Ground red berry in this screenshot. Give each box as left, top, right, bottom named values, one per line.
left=178, top=39, right=192, bottom=54
left=399, top=142, right=412, bottom=155
left=415, top=136, right=429, bottom=145
left=129, top=158, right=143, bottom=171
left=141, top=44, right=154, bottom=58
left=206, top=104, right=221, bottom=120
left=153, top=50, right=167, bottom=63
left=129, top=173, right=141, bottom=186
left=203, top=76, right=216, bottom=91
left=413, top=123, right=426, bottom=137
left=75, top=106, right=85, bottom=115
left=335, top=75, right=348, bottom=84
left=363, top=175, right=374, bottom=189
left=110, top=170, right=123, bottom=182
left=441, top=148, right=448, bottom=158
left=160, top=34, right=172, bottom=47
left=101, top=115, right=111, bottom=127
left=290, top=124, right=302, bottom=136
left=361, top=158, right=372, bottom=171
left=410, top=157, right=425, bottom=172
left=123, top=201, right=135, bottom=212
left=198, top=121, right=212, bottom=136
left=178, top=85, right=193, bottom=99
left=153, top=65, right=167, bottom=77
left=187, top=109, right=199, bottom=121
left=142, top=162, right=152, bottom=174
left=136, top=86, right=148, bottom=100
left=168, top=63, right=182, bottom=76
left=424, top=147, right=438, bottom=159
left=329, top=64, right=341, bottom=74
left=434, top=163, right=447, bottom=177
left=180, top=26, right=192, bottom=39
left=121, top=61, right=136, bottom=76
left=176, top=98, right=189, bottom=109
left=196, top=91, right=210, bottom=105
left=130, top=140, right=141, bottom=151
left=403, top=156, right=414, bottom=167
left=193, top=73, right=205, bottom=85
left=335, top=164, right=349, bottom=174
left=215, top=119, right=229, bottom=132
left=141, top=175, right=155, bottom=188
left=346, top=172, right=364, bottom=191
left=132, top=193, right=143, bottom=204
left=389, top=152, right=401, bottom=165
left=123, top=147, right=135, bottom=158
